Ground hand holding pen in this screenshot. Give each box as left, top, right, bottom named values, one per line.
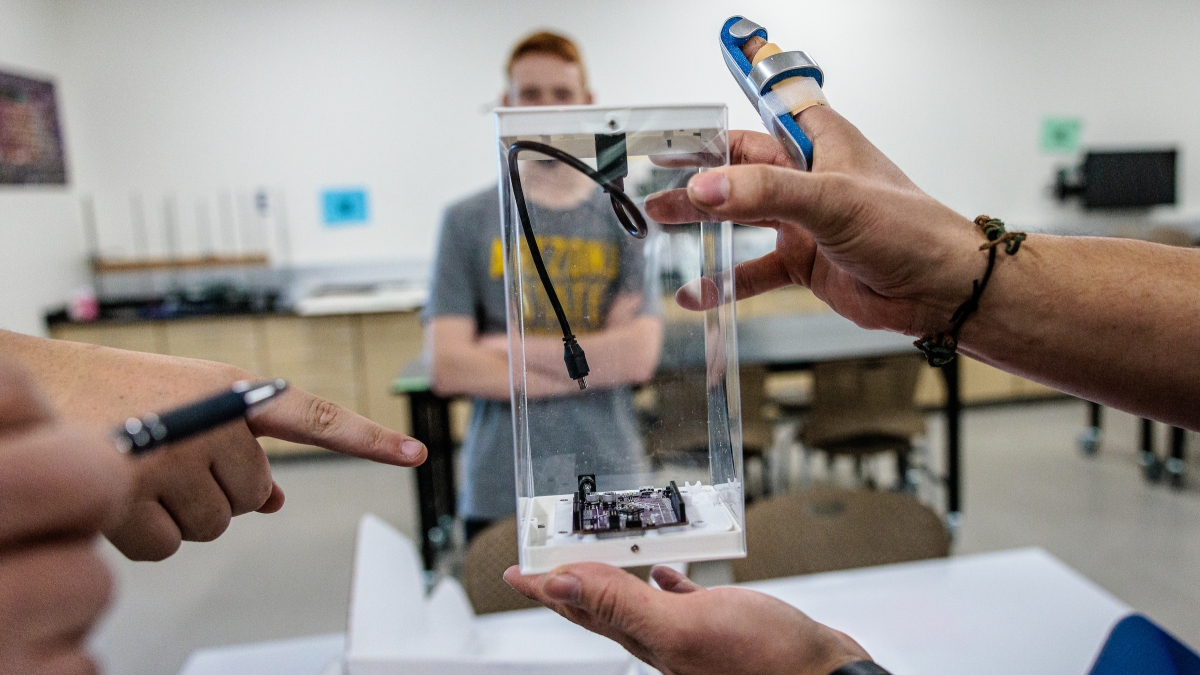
left=114, top=379, right=289, bottom=454
left=4, top=328, right=427, bottom=561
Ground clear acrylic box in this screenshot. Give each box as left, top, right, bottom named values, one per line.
left=495, top=104, right=745, bottom=574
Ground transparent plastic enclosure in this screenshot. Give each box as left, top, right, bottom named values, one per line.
left=495, top=104, right=745, bottom=573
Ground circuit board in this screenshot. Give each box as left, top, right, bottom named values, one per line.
left=571, top=475, right=687, bottom=535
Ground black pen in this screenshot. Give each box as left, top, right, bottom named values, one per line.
left=114, top=379, right=288, bottom=454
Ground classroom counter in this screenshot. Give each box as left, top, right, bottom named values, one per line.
left=47, top=287, right=1060, bottom=457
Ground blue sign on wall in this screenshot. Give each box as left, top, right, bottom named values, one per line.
left=322, top=188, right=369, bottom=226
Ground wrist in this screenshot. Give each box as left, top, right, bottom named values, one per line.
left=913, top=216, right=1029, bottom=367
left=954, top=231, right=1045, bottom=353
left=798, top=628, right=874, bottom=675
left=804, top=650, right=867, bottom=675
left=908, top=213, right=995, bottom=338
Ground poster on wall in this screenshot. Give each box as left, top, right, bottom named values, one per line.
left=0, top=70, right=68, bottom=185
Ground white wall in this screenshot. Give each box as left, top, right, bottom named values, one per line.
left=5, top=0, right=1200, bottom=331
left=0, top=0, right=88, bottom=336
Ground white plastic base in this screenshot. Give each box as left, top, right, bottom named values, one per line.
left=518, top=482, right=745, bottom=574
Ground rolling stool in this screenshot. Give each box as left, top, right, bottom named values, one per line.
left=1137, top=227, right=1193, bottom=487
left=1079, top=401, right=1103, bottom=455
left=1140, top=419, right=1187, bottom=488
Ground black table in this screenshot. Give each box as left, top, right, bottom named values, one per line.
left=395, top=312, right=963, bottom=569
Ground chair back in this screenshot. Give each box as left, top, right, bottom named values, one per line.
left=800, top=354, right=926, bottom=451
left=461, top=517, right=541, bottom=615
left=739, top=365, right=774, bottom=455
left=1147, top=227, right=1194, bottom=248
left=643, top=365, right=775, bottom=462
left=732, top=487, right=950, bottom=583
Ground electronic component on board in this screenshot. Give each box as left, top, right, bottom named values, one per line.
left=571, top=474, right=688, bottom=536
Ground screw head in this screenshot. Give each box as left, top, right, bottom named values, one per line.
left=631, top=544, right=640, bottom=553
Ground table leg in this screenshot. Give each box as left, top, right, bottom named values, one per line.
left=1168, top=426, right=1187, bottom=488
left=408, top=390, right=456, bottom=570
left=943, top=358, right=962, bottom=529
left=1079, top=402, right=1103, bottom=456
left=1140, top=418, right=1164, bottom=483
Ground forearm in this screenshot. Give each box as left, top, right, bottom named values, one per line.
left=1, top=330, right=242, bottom=424
left=430, top=340, right=572, bottom=400
left=958, top=234, right=1200, bottom=428
left=429, top=341, right=514, bottom=400
left=520, top=317, right=663, bottom=388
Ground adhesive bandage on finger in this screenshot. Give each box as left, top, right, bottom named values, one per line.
left=750, top=40, right=827, bottom=118
left=759, top=75, right=828, bottom=119
left=750, top=42, right=782, bottom=65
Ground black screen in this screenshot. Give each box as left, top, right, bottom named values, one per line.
left=1083, top=150, right=1177, bottom=209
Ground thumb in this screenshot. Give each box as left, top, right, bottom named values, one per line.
left=504, top=563, right=667, bottom=667
left=509, top=563, right=657, bottom=630
left=544, top=564, right=656, bottom=629
left=650, top=565, right=705, bottom=593
left=246, top=388, right=427, bottom=467
left=687, top=166, right=866, bottom=246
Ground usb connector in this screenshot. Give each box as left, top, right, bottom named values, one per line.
left=563, top=336, right=590, bottom=390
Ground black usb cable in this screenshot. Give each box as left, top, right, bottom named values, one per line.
left=506, top=137, right=647, bottom=390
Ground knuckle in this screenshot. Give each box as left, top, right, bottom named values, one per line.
left=254, top=472, right=274, bottom=507
left=364, top=423, right=391, bottom=457
left=304, top=397, right=343, bottom=436
left=228, top=460, right=274, bottom=516
left=589, top=582, right=624, bottom=624
left=136, top=535, right=182, bottom=562
left=110, top=509, right=183, bottom=561
left=186, top=507, right=231, bottom=543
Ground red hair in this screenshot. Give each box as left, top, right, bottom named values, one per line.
left=506, top=31, right=588, bottom=87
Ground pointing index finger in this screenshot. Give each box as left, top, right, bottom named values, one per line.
left=246, top=388, right=426, bottom=466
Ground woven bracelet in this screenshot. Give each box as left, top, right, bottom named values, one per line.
left=914, top=215, right=1026, bottom=367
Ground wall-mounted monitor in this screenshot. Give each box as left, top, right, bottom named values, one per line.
left=1067, top=149, right=1177, bottom=210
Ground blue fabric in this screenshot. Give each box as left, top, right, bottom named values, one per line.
left=1089, top=614, right=1200, bottom=675
left=779, top=113, right=814, bottom=167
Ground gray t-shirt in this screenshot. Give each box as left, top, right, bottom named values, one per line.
left=425, top=185, right=654, bottom=520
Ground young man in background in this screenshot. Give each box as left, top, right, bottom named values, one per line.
left=425, top=32, right=662, bottom=540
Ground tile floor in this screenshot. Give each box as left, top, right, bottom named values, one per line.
left=92, top=399, right=1200, bottom=675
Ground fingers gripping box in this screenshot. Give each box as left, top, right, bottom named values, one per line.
left=495, top=104, right=746, bottom=573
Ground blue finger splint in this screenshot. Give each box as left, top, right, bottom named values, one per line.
left=720, top=16, right=824, bottom=171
